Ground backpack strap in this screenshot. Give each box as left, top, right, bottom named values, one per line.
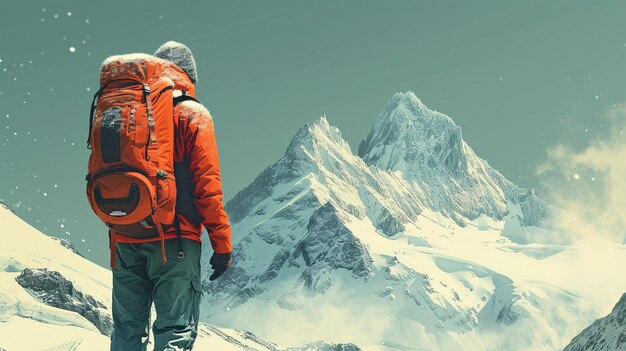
left=87, top=89, right=102, bottom=149
left=144, top=84, right=158, bottom=147
left=173, top=90, right=199, bottom=106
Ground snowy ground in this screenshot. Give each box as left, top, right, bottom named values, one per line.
left=203, top=198, right=626, bottom=351
left=0, top=206, right=286, bottom=351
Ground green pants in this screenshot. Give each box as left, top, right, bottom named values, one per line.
left=110, top=238, right=203, bottom=351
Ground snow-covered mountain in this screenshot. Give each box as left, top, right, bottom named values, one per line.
left=0, top=202, right=358, bottom=351
left=199, top=92, right=626, bottom=351
left=563, top=293, right=626, bottom=351
left=357, top=92, right=551, bottom=233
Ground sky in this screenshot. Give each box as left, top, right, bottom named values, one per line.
left=1, top=0, right=626, bottom=267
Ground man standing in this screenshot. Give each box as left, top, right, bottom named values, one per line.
left=110, top=41, right=232, bottom=351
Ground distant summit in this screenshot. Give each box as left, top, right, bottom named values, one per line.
left=358, top=91, right=468, bottom=176
left=356, top=91, right=551, bottom=229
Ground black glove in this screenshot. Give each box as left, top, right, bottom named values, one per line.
left=209, top=252, right=232, bottom=281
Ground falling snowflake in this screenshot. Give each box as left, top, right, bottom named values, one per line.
left=573, top=174, right=580, bottom=180
left=69, top=47, right=76, bottom=53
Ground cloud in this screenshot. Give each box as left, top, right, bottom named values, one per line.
left=207, top=276, right=393, bottom=348
left=537, top=104, right=626, bottom=243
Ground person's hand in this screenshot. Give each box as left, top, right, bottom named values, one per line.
left=209, top=252, right=232, bottom=281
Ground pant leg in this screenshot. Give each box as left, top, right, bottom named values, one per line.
left=111, top=243, right=154, bottom=351
left=144, top=239, right=202, bottom=351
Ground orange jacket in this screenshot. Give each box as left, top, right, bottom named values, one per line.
left=114, top=94, right=232, bottom=254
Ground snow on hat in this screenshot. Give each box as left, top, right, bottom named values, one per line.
left=154, top=41, right=198, bottom=83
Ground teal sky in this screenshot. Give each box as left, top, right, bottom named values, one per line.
left=2, top=0, right=625, bottom=267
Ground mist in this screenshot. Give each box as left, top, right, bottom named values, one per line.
left=537, top=104, right=626, bottom=244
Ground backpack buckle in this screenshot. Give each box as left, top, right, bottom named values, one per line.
left=177, top=251, right=185, bottom=259
left=143, top=84, right=150, bottom=95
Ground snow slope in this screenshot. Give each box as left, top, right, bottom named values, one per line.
left=563, top=293, right=626, bottom=351
left=0, top=203, right=342, bottom=351
left=200, top=93, right=626, bottom=351
left=0, top=202, right=112, bottom=350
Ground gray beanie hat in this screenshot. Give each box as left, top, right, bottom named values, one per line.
left=154, top=41, right=198, bottom=83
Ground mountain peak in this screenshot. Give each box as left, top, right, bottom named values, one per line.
left=284, top=115, right=352, bottom=162
left=358, top=92, right=468, bottom=177
left=388, top=91, right=427, bottom=111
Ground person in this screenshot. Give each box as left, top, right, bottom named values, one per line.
left=110, top=41, right=232, bottom=351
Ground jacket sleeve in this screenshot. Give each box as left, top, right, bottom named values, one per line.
left=182, top=104, right=232, bottom=254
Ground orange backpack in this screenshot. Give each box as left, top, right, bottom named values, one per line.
left=86, top=54, right=192, bottom=266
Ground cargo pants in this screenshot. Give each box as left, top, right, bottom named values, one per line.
left=110, top=238, right=203, bottom=351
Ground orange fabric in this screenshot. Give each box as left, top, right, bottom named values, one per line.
left=91, top=55, right=231, bottom=256
left=88, top=55, right=205, bottom=267
left=88, top=172, right=155, bottom=225
left=88, top=57, right=189, bottom=226
left=114, top=84, right=232, bottom=254
left=172, top=101, right=232, bottom=254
